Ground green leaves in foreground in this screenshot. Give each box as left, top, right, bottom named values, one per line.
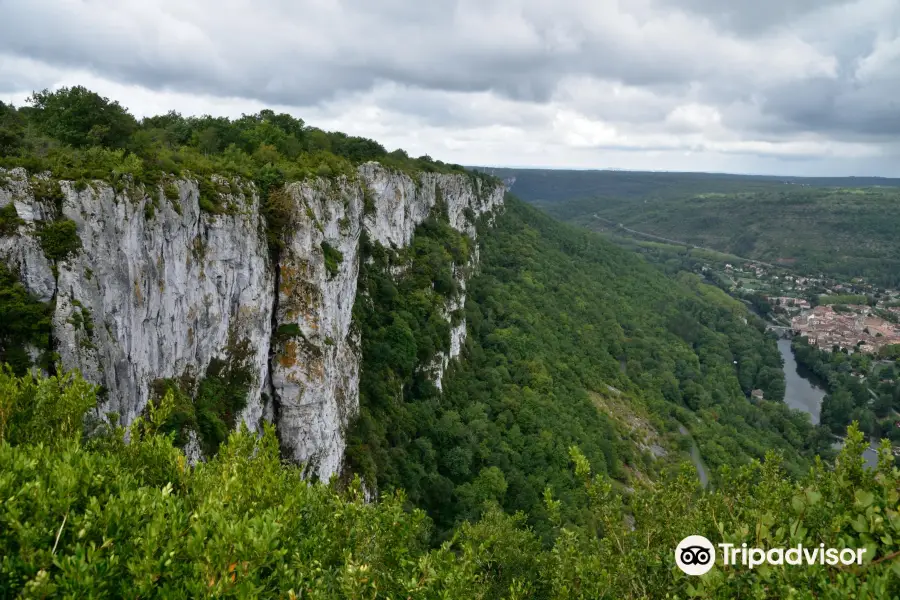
left=1, top=369, right=899, bottom=598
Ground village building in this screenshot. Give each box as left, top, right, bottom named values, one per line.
left=792, top=304, right=900, bottom=353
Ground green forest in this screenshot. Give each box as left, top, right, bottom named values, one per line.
left=1, top=89, right=899, bottom=597
left=491, top=168, right=900, bottom=287
left=348, top=197, right=832, bottom=544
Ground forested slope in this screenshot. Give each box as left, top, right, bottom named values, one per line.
left=487, top=168, right=900, bottom=286
left=347, top=196, right=829, bottom=541
left=2, top=361, right=898, bottom=597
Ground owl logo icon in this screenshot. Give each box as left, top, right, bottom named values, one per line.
left=675, top=535, right=716, bottom=575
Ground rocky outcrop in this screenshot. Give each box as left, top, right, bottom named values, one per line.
left=270, top=177, right=364, bottom=478
left=0, top=164, right=504, bottom=479
left=0, top=169, right=274, bottom=427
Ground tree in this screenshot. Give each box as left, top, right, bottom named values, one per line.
left=0, top=101, right=25, bottom=155
left=28, top=86, right=137, bottom=148
left=821, top=389, right=855, bottom=434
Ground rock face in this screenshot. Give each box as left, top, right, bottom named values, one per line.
left=0, top=164, right=504, bottom=479
left=0, top=169, right=275, bottom=427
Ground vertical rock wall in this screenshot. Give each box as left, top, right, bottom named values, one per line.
left=0, top=164, right=504, bottom=479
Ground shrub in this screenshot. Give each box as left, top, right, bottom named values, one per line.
left=276, top=323, right=302, bottom=338
left=163, top=182, right=180, bottom=200
left=0, top=203, right=23, bottom=236
left=321, top=241, right=343, bottom=277
left=37, top=218, right=81, bottom=261
left=261, top=186, right=295, bottom=256
left=0, top=264, right=52, bottom=374
left=196, top=177, right=222, bottom=214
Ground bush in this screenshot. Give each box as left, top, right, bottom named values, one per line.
left=0, top=203, right=23, bottom=236
left=0, top=369, right=898, bottom=599
left=163, top=182, right=180, bottom=200
left=261, top=186, right=295, bottom=255
left=276, top=323, right=302, bottom=338
left=37, top=218, right=81, bottom=261
left=321, top=241, right=343, bottom=277
left=0, top=264, right=52, bottom=374
left=151, top=338, right=254, bottom=456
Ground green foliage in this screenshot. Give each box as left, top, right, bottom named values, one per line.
left=163, top=181, right=180, bottom=200
left=820, top=294, right=869, bottom=306
left=362, top=183, right=377, bottom=215
left=0, top=370, right=484, bottom=598
left=793, top=336, right=900, bottom=442
left=0, top=202, right=23, bottom=236
left=321, top=241, right=344, bottom=278
left=276, top=323, right=303, bottom=339
left=0, top=264, right=53, bottom=374
left=37, top=218, right=81, bottom=262
left=501, top=167, right=900, bottom=287
left=1, top=369, right=898, bottom=598
left=28, top=86, right=137, bottom=149
left=348, top=197, right=821, bottom=543
left=153, top=338, right=255, bottom=456
left=261, top=186, right=295, bottom=256
left=196, top=176, right=225, bottom=214
left=31, top=178, right=65, bottom=211
left=1, top=89, right=485, bottom=193
left=0, top=367, right=97, bottom=446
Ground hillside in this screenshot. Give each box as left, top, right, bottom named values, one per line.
left=348, top=197, right=828, bottom=540
left=486, top=168, right=900, bottom=286
left=1, top=90, right=898, bottom=597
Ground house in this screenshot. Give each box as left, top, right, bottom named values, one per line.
left=751, top=389, right=765, bottom=401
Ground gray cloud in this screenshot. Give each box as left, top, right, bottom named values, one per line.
left=1, top=0, right=899, bottom=174
left=661, top=0, right=851, bottom=34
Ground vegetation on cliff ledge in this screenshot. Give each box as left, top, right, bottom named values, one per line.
left=0, top=86, right=495, bottom=192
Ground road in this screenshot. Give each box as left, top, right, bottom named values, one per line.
left=591, top=215, right=780, bottom=270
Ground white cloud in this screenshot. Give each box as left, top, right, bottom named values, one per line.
left=1, top=0, right=899, bottom=175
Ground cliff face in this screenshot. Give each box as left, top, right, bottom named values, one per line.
left=0, top=164, right=503, bottom=479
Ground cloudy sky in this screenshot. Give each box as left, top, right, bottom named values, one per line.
left=2, top=0, right=900, bottom=176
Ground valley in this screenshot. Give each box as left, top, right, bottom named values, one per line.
left=0, top=92, right=898, bottom=597
left=492, top=167, right=900, bottom=287
left=500, top=167, right=900, bottom=467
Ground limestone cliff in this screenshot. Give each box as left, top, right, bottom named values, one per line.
left=0, top=164, right=504, bottom=479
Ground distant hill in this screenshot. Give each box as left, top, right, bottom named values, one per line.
left=474, top=168, right=900, bottom=287
left=472, top=167, right=900, bottom=205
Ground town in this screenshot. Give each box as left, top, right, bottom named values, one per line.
left=703, top=260, right=900, bottom=356
left=792, top=305, right=900, bottom=354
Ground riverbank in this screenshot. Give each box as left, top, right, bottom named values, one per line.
left=776, top=339, right=879, bottom=468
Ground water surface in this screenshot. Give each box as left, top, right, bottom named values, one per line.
left=776, top=339, right=878, bottom=467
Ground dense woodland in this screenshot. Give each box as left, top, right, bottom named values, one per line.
left=348, top=197, right=831, bottom=543
left=0, top=89, right=899, bottom=596
left=492, top=168, right=900, bottom=287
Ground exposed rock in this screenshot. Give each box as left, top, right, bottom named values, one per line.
left=271, top=176, right=364, bottom=478
left=0, top=163, right=504, bottom=481
left=0, top=170, right=274, bottom=427
left=272, top=165, right=504, bottom=479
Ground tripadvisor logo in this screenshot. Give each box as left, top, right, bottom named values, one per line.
left=675, top=535, right=868, bottom=575
left=675, top=535, right=716, bottom=576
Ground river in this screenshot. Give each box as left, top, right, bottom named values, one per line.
left=776, top=339, right=879, bottom=468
